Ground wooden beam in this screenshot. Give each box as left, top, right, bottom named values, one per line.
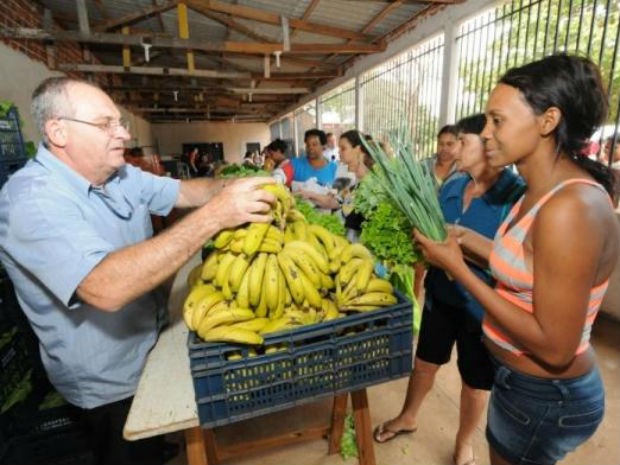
left=227, top=87, right=309, bottom=94
left=290, top=43, right=384, bottom=54
left=190, top=8, right=274, bottom=43
left=93, top=1, right=179, bottom=32
left=58, top=63, right=251, bottom=79
left=362, top=1, right=403, bottom=34
left=177, top=2, right=195, bottom=72
left=186, top=0, right=370, bottom=41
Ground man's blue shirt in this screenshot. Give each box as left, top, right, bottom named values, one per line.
left=290, top=156, right=337, bottom=186
left=0, top=145, right=180, bottom=408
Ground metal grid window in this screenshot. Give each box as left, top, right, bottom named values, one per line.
left=319, top=79, right=356, bottom=136
left=359, top=34, right=445, bottom=159
left=454, top=0, right=620, bottom=146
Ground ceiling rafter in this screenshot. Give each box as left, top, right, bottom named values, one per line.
left=93, top=1, right=180, bottom=32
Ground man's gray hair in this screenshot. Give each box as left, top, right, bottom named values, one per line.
left=31, top=77, right=97, bottom=143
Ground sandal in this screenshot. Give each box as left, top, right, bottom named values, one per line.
left=373, top=422, right=418, bottom=444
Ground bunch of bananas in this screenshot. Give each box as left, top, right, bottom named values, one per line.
left=183, top=183, right=398, bottom=346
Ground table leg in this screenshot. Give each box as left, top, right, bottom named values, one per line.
left=184, top=426, right=208, bottom=465
left=351, top=389, right=376, bottom=465
left=328, top=394, right=348, bottom=454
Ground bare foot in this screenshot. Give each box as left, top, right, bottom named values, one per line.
left=373, top=417, right=418, bottom=444
left=453, top=443, right=476, bottom=465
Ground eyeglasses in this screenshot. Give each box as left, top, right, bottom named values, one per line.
left=58, top=116, right=130, bottom=135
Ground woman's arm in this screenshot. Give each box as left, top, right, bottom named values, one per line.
left=449, top=224, right=494, bottom=268
left=297, top=189, right=339, bottom=210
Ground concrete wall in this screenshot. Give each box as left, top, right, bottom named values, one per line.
left=153, top=121, right=270, bottom=164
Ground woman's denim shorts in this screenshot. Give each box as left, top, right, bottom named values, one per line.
left=486, top=359, right=604, bottom=465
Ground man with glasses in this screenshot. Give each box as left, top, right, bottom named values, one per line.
left=0, top=77, right=275, bottom=465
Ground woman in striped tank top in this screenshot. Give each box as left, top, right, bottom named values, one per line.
left=414, top=54, right=620, bottom=465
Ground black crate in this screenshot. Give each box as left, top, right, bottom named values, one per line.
left=0, top=328, right=31, bottom=412
left=0, top=107, right=28, bottom=188
left=188, top=292, right=413, bottom=427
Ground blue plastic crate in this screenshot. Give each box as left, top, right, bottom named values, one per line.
left=187, top=291, right=413, bottom=428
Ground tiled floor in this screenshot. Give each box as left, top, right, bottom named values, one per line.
left=168, top=315, right=620, bottom=465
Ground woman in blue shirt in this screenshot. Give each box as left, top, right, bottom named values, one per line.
left=374, top=114, right=524, bottom=465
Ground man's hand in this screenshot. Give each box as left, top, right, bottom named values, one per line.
left=205, top=177, right=276, bottom=229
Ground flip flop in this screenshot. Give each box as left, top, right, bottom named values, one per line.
left=373, top=422, right=418, bottom=444
left=453, top=453, right=477, bottom=465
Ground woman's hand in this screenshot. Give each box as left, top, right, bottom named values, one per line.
left=413, top=228, right=467, bottom=276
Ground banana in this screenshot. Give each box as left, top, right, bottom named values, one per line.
left=272, top=268, right=286, bottom=319
left=322, top=298, right=340, bottom=321
left=183, top=283, right=216, bottom=329
left=341, top=304, right=381, bottom=312
left=213, top=229, right=235, bottom=249
left=320, top=273, right=334, bottom=291
left=186, top=263, right=203, bottom=289
left=285, top=208, right=306, bottom=223
left=248, top=253, right=268, bottom=307
left=266, top=224, right=285, bottom=244
left=200, top=250, right=219, bottom=281
left=282, top=249, right=321, bottom=288
left=263, top=183, right=293, bottom=209
left=308, top=224, right=338, bottom=256
left=228, top=238, right=244, bottom=254
left=191, top=291, right=225, bottom=330
left=340, top=243, right=373, bottom=264
left=233, top=228, right=248, bottom=240
left=366, top=278, right=393, bottom=294
left=344, top=292, right=397, bottom=307
left=228, top=254, right=250, bottom=292
left=284, top=282, right=292, bottom=306
left=257, top=237, right=282, bottom=254
left=292, top=221, right=308, bottom=241
left=283, top=223, right=295, bottom=243
left=242, top=222, right=271, bottom=256
left=200, top=325, right=263, bottom=345
left=338, top=258, right=363, bottom=285
left=277, top=253, right=306, bottom=305
left=283, top=240, right=329, bottom=274
left=230, top=317, right=269, bottom=332
left=299, top=270, right=322, bottom=308
left=235, top=268, right=251, bottom=309
left=264, top=253, right=280, bottom=313
left=214, top=253, right=236, bottom=288
left=198, top=307, right=255, bottom=334
left=254, top=286, right=269, bottom=318
left=307, top=231, right=329, bottom=259
left=355, top=259, right=374, bottom=293
left=260, top=317, right=298, bottom=335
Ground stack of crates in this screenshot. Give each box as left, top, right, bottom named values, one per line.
left=0, top=106, right=28, bottom=188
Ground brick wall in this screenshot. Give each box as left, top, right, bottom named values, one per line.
left=0, top=0, right=116, bottom=86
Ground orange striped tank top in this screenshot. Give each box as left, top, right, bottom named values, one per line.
left=484, top=179, right=610, bottom=356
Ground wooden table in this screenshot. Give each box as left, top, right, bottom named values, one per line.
left=124, top=255, right=376, bottom=465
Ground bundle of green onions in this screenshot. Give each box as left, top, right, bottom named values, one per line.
left=364, top=136, right=447, bottom=241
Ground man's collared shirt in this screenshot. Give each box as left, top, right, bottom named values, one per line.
left=0, top=145, right=180, bottom=409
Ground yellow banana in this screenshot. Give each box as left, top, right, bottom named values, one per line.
left=285, top=208, right=306, bottom=223
left=320, top=273, right=334, bottom=291
left=277, top=253, right=306, bottom=305
left=213, top=229, right=235, bottom=249
left=283, top=223, right=295, bottom=243
left=283, top=241, right=329, bottom=274
left=248, top=253, right=268, bottom=307
left=230, top=317, right=269, bottom=332
left=260, top=317, right=298, bottom=335
left=366, top=278, right=393, bottom=294
left=292, top=221, right=308, bottom=241
left=321, top=298, right=340, bottom=321
left=263, top=183, right=293, bottom=209
left=307, top=231, right=329, bottom=259
left=228, top=238, right=244, bottom=254
left=338, top=258, right=363, bottom=285
left=355, top=259, right=374, bottom=292
left=308, top=224, right=338, bottom=256
left=340, top=243, right=373, bottom=265
left=254, top=284, right=269, bottom=318
left=242, top=222, right=271, bottom=256
left=214, top=253, right=236, bottom=288
left=198, top=307, right=255, bottom=334
left=341, top=304, right=381, bottom=312
left=284, top=282, right=292, bottom=306
left=233, top=228, right=248, bottom=240
left=282, top=250, right=321, bottom=288
left=266, top=224, right=285, bottom=244
left=228, top=254, right=250, bottom=292
left=272, top=269, right=286, bottom=319
left=264, top=254, right=280, bottom=313
left=200, top=250, right=219, bottom=281
left=235, top=268, right=251, bottom=309
left=299, top=271, right=322, bottom=308
left=200, top=325, right=263, bottom=345
left=345, top=292, right=397, bottom=307
left=257, top=237, right=282, bottom=254
left=183, top=283, right=216, bottom=329
left=191, top=291, right=225, bottom=330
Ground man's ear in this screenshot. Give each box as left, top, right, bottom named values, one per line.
left=539, top=107, right=562, bottom=137
left=45, top=119, right=67, bottom=148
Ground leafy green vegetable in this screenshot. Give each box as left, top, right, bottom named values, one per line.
left=295, top=198, right=345, bottom=236
left=217, top=163, right=268, bottom=178
left=340, top=413, right=359, bottom=459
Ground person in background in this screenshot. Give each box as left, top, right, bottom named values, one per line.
left=427, top=124, right=461, bottom=187
left=266, top=138, right=294, bottom=187
left=603, top=134, right=620, bottom=169
left=374, top=114, right=524, bottom=465
left=292, top=128, right=338, bottom=209
left=188, top=147, right=200, bottom=176
left=0, top=77, right=276, bottom=465
left=414, top=54, right=619, bottom=465
left=242, top=151, right=255, bottom=167
left=324, top=131, right=339, bottom=162
left=337, top=129, right=375, bottom=242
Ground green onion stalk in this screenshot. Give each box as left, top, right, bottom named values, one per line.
left=363, top=135, right=447, bottom=242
